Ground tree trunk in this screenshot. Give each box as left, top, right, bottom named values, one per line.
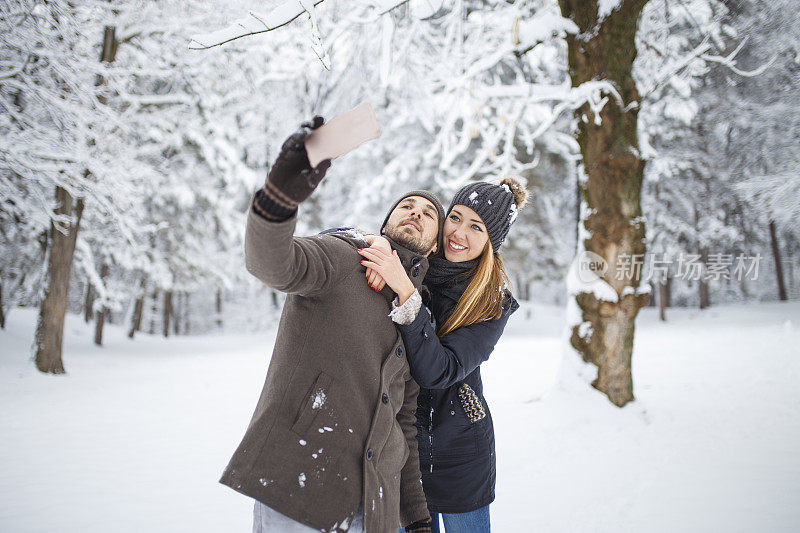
left=34, top=187, right=85, bottom=374
left=34, top=26, right=117, bottom=369
left=515, top=275, right=530, bottom=300
left=183, top=292, right=190, bottom=334
left=785, top=239, right=796, bottom=295
left=89, top=26, right=118, bottom=344
left=739, top=274, right=750, bottom=299
left=100, top=26, right=118, bottom=64
left=2, top=270, right=29, bottom=329
left=0, top=281, right=5, bottom=329
left=560, top=0, right=650, bottom=407
left=698, top=247, right=710, bottom=309
left=216, top=289, right=223, bottom=330
left=658, top=279, right=668, bottom=322
left=575, top=170, right=581, bottom=249
left=172, top=292, right=181, bottom=336
left=698, top=279, right=710, bottom=308
left=128, top=292, right=144, bottom=339
left=149, top=290, right=158, bottom=335
left=93, top=263, right=109, bottom=346
left=83, top=279, right=94, bottom=323
left=163, top=290, right=172, bottom=338
left=769, top=220, right=788, bottom=301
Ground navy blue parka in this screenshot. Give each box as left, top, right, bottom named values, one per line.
left=397, top=278, right=519, bottom=514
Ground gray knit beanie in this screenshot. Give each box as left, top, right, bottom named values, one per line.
left=448, top=177, right=529, bottom=251
left=381, top=190, right=446, bottom=249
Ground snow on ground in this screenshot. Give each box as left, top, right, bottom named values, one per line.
left=1, top=301, right=799, bottom=532
left=489, top=301, right=800, bottom=533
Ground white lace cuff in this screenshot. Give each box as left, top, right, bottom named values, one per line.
left=389, top=289, right=422, bottom=325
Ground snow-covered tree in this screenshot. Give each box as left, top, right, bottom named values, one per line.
left=0, top=1, right=141, bottom=371
left=3, top=0, right=797, bottom=392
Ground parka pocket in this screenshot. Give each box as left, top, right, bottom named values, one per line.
left=458, top=383, right=486, bottom=424
left=290, top=372, right=333, bottom=437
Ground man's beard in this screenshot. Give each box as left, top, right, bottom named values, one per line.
left=384, top=223, right=436, bottom=256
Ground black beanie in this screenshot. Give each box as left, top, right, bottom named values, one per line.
left=381, top=190, right=445, bottom=250
left=448, top=177, right=528, bottom=251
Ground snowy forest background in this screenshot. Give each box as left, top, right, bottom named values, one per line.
left=3, top=0, right=799, bottom=348
left=2, top=1, right=800, bottom=531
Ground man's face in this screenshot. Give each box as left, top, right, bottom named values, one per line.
left=382, top=196, right=439, bottom=256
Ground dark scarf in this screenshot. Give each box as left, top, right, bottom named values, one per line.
left=423, top=257, right=477, bottom=325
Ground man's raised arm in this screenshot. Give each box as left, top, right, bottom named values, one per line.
left=244, top=117, right=334, bottom=297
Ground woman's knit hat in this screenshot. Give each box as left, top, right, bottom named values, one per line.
left=448, top=177, right=529, bottom=251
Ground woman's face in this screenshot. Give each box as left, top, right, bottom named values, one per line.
left=442, top=205, right=489, bottom=262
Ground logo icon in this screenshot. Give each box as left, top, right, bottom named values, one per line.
left=577, top=251, right=608, bottom=283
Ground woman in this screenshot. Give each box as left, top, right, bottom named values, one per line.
left=358, top=177, right=528, bottom=533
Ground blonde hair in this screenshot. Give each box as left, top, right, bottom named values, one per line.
left=437, top=240, right=510, bottom=337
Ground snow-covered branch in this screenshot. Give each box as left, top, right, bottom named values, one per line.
left=699, top=36, right=776, bottom=78
left=735, top=172, right=800, bottom=227
left=639, top=37, right=712, bottom=102
left=0, top=53, right=30, bottom=80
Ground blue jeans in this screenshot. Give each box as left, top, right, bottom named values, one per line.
left=255, top=501, right=364, bottom=532
left=399, top=505, right=490, bottom=533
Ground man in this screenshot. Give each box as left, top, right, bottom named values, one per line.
left=220, top=117, right=443, bottom=533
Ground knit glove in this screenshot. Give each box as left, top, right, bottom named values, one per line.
left=405, top=519, right=432, bottom=532
left=255, top=116, right=331, bottom=221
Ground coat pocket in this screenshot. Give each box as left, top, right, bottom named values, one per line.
left=290, top=372, right=333, bottom=437
left=381, top=420, right=411, bottom=473
left=458, top=383, right=486, bottom=424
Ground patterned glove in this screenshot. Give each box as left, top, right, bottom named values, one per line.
left=254, top=116, right=332, bottom=221
left=405, top=519, right=432, bottom=532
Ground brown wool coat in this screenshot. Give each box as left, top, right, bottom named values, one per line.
left=219, top=207, right=430, bottom=532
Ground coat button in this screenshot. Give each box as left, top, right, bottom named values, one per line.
left=366, top=448, right=374, bottom=461
left=411, top=266, right=420, bottom=277
left=396, top=346, right=404, bottom=358
left=382, top=393, right=389, bottom=404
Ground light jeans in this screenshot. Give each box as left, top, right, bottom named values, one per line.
left=253, top=500, right=364, bottom=532
left=398, top=505, right=490, bottom=533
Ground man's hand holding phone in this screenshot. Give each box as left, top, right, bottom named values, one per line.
left=258, top=103, right=380, bottom=220
left=265, top=116, right=331, bottom=210
left=304, top=102, right=381, bottom=168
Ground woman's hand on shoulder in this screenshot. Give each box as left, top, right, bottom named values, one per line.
left=360, top=235, right=391, bottom=292
left=358, top=245, right=416, bottom=303
left=363, top=234, right=391, bottom=253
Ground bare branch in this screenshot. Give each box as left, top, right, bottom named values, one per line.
left=187, top=0, right=410, bottom=50
left=187, top=0, right=326, bottom=50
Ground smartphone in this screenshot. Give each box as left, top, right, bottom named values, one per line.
left=304, top=102, right=381, bottom=168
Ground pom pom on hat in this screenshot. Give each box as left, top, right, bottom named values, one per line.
left=500, top=176, right=529, bottom=210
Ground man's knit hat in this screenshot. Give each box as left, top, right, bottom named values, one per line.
left=381, top=190, right=446, bottom=250
left=448, top=177, right=529, bottom=251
